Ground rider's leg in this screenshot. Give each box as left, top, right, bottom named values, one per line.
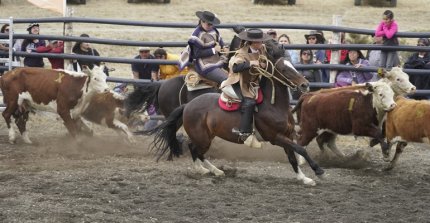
left=204, top=68, right=227, bottom=85
left=233, top=97, right=256, bottom=139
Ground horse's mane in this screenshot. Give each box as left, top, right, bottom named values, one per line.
left=264, top=40, right=284, bottom=62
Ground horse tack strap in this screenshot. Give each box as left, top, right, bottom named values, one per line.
left=348, top=98, right=355, bottom=112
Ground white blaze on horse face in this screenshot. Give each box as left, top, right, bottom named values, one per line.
left=371, top=82, right=396, bottom=111
left=88, top=66, right=109, bottom=93
left=384, top=67, right=416, bottom=95
left=283, top=60, right=299, bottom=73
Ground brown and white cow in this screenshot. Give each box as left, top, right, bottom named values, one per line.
left=384, top=96, right=430, bottom=170
left=80, top=90, right=140, bottom=143
left=299, top=68, right=415, bottom=155
left=293, top=82, right=396, bottom=158
left=0, top=66, right=109, bottom=144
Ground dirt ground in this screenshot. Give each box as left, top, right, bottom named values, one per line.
left=1, top=0, right=430, bottom=222
left=0, top=115, right=430, bottom=223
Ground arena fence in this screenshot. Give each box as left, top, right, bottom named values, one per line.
left=1, top=16, right=430, bottom=98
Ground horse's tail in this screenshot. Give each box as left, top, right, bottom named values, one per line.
left=136, top=104, right=185, bottom=161
left=124, top=82, right=162, bottom=118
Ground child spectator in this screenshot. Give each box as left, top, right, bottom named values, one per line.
left=374, top=10, right=398, bottom=70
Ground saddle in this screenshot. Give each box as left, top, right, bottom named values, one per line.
left=184, top=69, right=219, bottom=91
left=218, top=85, right=263, bottom=111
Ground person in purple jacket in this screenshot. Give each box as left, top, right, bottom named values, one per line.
left=335, top=49, right=375, bottom=87
left=21, top=23, right=46, bottom=67
left=187, top=11, right=227, bottom=86
left=375, top=10, right=399, bottom=70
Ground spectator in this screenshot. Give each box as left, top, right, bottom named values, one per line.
left=375, top=10, right=399, bottom=70
left=131, top=46, right=160, bottom=130
left=304, top=30, right=326, bottom=64
left=325, top=32, right=348, bottom=64
left=131, top=46, right=159, bottom=82
left=1, top=24, right=11, bottom=73
left=291, top=49, right=322, bottom=99
left=267, top=29, right=278, bottom=43
left=278, top=34, right=299, bottom=64
left=153, top=48, right=188, bottom=80
left=335, top=49, right=374, bottom=87
left=403, top=38, right=430, bottom=99
left=72, top=33, right=103, bottom=72
left=21, top=23, right=46, bottom=67
left=36, top=40, right=64, bottom=69
left=367, top=36, right=400, bottom=67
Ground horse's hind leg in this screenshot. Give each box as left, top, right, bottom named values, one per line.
left=188, top=142, right=224, bottom=176
left=284, top=147, right=316, bottom=186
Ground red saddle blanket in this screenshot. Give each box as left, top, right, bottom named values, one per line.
left=218, top=88, right=264, bottom=111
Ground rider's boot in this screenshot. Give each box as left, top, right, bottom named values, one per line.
left=232, top=97, right=262, bottom=149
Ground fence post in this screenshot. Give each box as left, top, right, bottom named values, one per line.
left=63, top=8, right=73, bottom=70
left=329, top=15, right=342, bottom=83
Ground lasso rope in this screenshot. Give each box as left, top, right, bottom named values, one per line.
left=249, top=55, right=298, bottom=104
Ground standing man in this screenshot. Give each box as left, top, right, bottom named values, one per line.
left=132, top=46, right=159, bottom=82
left=131, top=46, right=160, bottom=131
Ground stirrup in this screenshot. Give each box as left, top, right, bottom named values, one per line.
left=232, top=128, right=262, bottom=149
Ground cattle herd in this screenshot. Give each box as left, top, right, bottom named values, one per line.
left=0, top=65, right=428, bottom=184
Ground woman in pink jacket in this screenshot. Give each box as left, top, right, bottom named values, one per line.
left=375, top=10, right=398, bottom=70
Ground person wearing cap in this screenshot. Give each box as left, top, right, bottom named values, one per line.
left=267, top=29, right=277, bottom=41
left=131, top=46, right=160, bottom=130
left=20, top=23, right=46, bottom=67
left=221, top=28, right=272, bottom=146
left=403, top=38, right=430, bottom=99
left=304, top=30, right=327, bottom=81
left=72, top=33, right=102, bottom=72
left=131, top=46, right=159, bottom=82
left=36, top=40, right=64, bottom=69
left=153, top=48, right=188, bottom=80
left=335, top=49, right=374, bottom=87
left=186, top=10, right=227, bottom=85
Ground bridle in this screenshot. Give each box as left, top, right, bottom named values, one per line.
left=249, top=55, right=300, bottom=103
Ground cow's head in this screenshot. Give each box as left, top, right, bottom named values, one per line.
left=82, top=65, right=109, bottom=93
left=379, top=67, right=416, bottom=96
left=366, top=82, right=396, bottom=112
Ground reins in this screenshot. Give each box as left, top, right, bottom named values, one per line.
left=249, top=55, right=298, bottom=104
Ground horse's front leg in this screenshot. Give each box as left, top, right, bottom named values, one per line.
left=284, top=147, right=316, bottom=186
left=274, top=135, right=325, bottom=185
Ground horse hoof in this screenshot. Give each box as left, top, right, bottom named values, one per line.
left=315, top=168, right=325, bottom=176
left=317, top=172, right=327, bottom=180
left=213, top=170, right=225, bottom=177
left=303, top=178, right=316, bottom=186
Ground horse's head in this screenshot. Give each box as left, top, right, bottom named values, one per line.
left=264, top=40, right=309, bottom=92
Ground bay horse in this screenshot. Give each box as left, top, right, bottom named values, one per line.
left=142, top=41, right=325, bottom=186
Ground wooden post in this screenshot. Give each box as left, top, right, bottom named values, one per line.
left=329, top=15, right=342, bottom=83
left=63, top=7, right=73, bottom=70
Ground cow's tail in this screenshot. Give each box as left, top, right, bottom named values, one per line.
left=291, top=96, right=304, bottom=123
left=124, top=82, right=162, bottom=118
left=135, top=104, right=185, bottom=161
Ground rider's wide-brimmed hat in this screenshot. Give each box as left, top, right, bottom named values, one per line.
left=238, top=28, right=272, bottom=42
left=196, top=11, right=220, bottom=25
